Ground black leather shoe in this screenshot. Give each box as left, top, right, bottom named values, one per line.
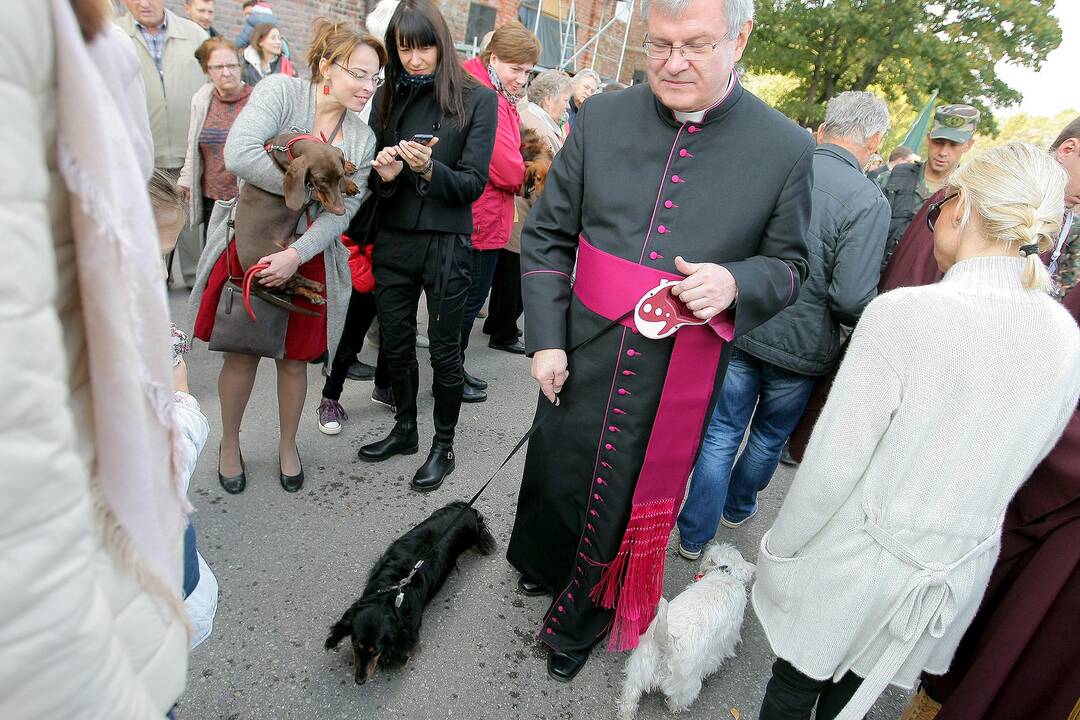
left=359, top=421, right=419, bottom=462
left=488, top=339, right=526, bottom=355
left=279, top=449, right=304, bottom=493
left=517, top=576, right=549, bottom=596
left=547, top=647, right=590, bottom=683
left=463, top=369, right=488, bottom=390
left=346, top=360, right=376, bottom=382
left=218, top=447, right=246, bottom=495
left=462, top=383, right=487, bottom=403
left=410, top=442, right=455, bottom=492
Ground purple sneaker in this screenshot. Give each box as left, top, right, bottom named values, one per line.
left=317, top=398, right=348, bottom=435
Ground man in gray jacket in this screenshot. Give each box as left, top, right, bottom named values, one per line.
left=677, top=91, right=890, bottom=558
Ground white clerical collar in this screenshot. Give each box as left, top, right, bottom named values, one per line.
left=671, top=71, right=736, bottom=124
left=673, top=109, right=707, bottom=123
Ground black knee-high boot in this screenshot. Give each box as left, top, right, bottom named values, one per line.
left=358, top=365, right=419, bottom=462
left=411, top=381, right=460, bottom=491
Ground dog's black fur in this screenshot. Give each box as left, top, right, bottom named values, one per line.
left=325, top=501, right=496, bottom=684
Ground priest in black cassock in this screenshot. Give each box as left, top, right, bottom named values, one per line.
left=506, top=0, right=814, bottom=681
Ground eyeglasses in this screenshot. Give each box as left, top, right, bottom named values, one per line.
left=642, top=36, right=726, bottom=61
left=335, top=62, right=383, bottom=88
left=926, top=193, right=958, bottom=232
left=207, top=63, right=241, bottom=73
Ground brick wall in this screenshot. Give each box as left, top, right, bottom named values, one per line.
left=162, top=0, right=373, bottom=66
left=160, top=0, right=646, bottom=84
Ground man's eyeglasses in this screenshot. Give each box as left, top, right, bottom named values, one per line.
left=335, top=62, right=384, bottom=88
left=207, top=63, right=241, bottom=73
left=642, top=37, right=726, bottom=61
left=926, top=193, right=958, bottom=232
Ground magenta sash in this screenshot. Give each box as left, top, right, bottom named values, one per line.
left=572, top=236, right=733, bottom=650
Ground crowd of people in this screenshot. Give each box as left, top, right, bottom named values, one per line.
left=2, top=0, right=1078, bottom=719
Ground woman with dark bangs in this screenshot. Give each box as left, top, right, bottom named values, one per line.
left=358, top=0, right=498, bottom=492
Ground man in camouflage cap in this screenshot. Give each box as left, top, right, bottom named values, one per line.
left=877, top=104, right=979, bottom=268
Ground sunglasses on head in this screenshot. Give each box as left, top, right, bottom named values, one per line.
left=926, top=193, right=959, bottom=232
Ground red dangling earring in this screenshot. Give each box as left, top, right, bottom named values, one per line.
left=323, top=84, right=330, bottom=96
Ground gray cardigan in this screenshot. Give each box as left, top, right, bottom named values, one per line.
left=190, top=74, right=376, bottom=360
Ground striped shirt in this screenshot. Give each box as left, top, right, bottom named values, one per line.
left=198, top=86, right=253, bottom=200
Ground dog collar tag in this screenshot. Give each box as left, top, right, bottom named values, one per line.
left=394, top=591, right=405, bottom=608
left=634, top=280, right=708, bottom=340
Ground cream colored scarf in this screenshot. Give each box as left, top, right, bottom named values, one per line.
left=52, top=0, right=189, bottom=607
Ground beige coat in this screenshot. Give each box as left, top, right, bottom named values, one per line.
left=1, top=2, right=189, bottom=716
left=178, top=82, right=214, bottom=227
left=520, top=101, right=565, bottom=157
left=116, top=9, right=208, bottom=169
left=509, top=103, right=565, bottom=254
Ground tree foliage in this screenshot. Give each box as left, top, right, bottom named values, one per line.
left=743, top=0, right=1063, bottom=131
left=974, top=108, right=1080, bottom=151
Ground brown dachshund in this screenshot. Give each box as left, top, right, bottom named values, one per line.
left=519, top=128, right=554, bottom=199
left=233, top=132, right=360, bottom=317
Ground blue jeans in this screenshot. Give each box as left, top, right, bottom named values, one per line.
left=677, top=349, right=816, bottom=552
left=182, top=521, right=199, bottom=599
left=459, top=248, right=500, bottom=357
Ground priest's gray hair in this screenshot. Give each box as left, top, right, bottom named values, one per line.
left=529, top=70, right=574, bottom=105
left=821, top=91, right=891, bottom=145
left=645, top=0, right=754, bottom=40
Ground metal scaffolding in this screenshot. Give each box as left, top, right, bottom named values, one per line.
left=520, top=0, right=639, bottom=81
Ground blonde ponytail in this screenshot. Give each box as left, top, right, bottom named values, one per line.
left=947, top=142, right=1066, bottom=293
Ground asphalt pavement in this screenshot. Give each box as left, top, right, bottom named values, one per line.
left=171, top=288, right=911, bottom=720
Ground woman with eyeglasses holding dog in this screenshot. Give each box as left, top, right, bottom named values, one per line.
left=357, top=0, right=497, bottom=492
left=752, top=143, right=1080, bottom=720
left=192, top=20, right=384, bottom=494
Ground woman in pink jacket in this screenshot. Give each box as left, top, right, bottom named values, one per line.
left=458, top=22, right=541, bottom=401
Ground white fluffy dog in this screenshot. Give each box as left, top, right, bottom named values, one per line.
left=617, top=543, right=755, bottom=719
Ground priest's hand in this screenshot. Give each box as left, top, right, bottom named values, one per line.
left=671, top=256, right=738, bottom=320
left=531, top=349, right=568, bottom=405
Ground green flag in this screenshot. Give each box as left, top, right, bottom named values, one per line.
left=900, top=89, right=939, bottom=155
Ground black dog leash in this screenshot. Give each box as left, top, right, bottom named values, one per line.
left=375, top=311, right=631, bottom=606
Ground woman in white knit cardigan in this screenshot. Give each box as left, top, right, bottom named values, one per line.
left=753, top=142, right=1080, bottom=720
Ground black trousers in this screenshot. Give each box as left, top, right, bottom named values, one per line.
left=759, top=658, right=864, bottom=720
left=372, top=228, right=472, bottom=433
left=322, top=289, right=389, bottom=402
left=482, top=249, right=522, bottom=345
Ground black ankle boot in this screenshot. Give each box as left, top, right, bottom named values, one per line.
left=410, top=440, right=455, bottom=492
left=358, top=420, right=419, bottom=462
left=463, top=369, right=487, bottom=390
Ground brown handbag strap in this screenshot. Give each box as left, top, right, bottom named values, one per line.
left=322, top=109, right=348, bottom=145
left=224, top=201, right=242, bottom=282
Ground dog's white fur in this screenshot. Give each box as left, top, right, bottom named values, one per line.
left=617, top=543, right=755, bottom=718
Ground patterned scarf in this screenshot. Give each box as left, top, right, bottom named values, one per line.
left=487, top=64, right=518, bottom=106
left=398, top=72, right=436, bottom=88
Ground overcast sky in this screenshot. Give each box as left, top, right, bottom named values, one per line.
left=995, top=1, right=1078, bottom=116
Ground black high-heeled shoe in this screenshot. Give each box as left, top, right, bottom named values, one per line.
left=279, top=448, right=304, bottom=493
left=218, top=445, right=246, bottom=495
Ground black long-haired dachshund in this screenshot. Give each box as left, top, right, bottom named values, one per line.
left=325, top=501, right=496, bottom=684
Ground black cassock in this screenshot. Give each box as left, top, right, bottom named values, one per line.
left=506, top=79, right=814, bottom=653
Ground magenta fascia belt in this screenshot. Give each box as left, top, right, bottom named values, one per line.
left=571, top=235, right=733, bottom=650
